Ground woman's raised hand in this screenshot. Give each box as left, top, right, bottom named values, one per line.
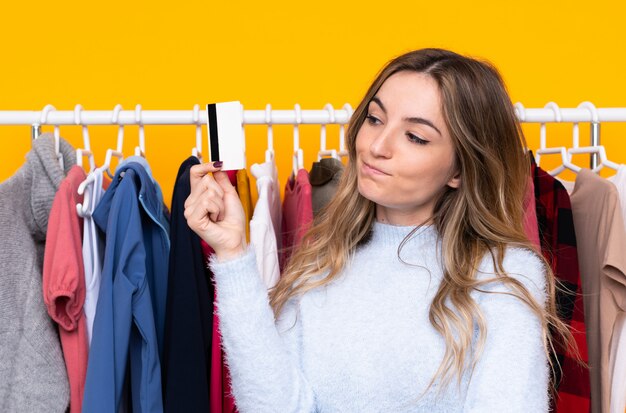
left=184, top=162, right=247, bottom=261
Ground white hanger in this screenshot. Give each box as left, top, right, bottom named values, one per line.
left=76, top=104, right=126, bottom=217
left=134, top=104, right=146, bottom=157
left=74, top=104, right=96, bottom=172
left=317, top=103, right=339, bottom=161
left=568, top=101, right=619, bottom=174
left=102, top=104, right=125, bottom=179
left=292, top=104, right=304, bottom=176
left=191, top=104, right=203, bottom=161
left=241, top=102, right=247, bottom=167
left=265, top=103, right=275, bottom=163
left=514, top=102, right=526, bottom=123
left=534, top=102, right=579, bottom=176
left=40, top=104, right=64, bottom=170
left=338, top=103, right=352, bottom=159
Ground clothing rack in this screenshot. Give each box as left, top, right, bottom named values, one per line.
left=1, top=101, right=624, bottom=169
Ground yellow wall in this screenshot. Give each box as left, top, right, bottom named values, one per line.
left=1, top=0, right=625, bottom=205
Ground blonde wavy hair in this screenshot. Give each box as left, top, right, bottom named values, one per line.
left=270, top=48, right=576, bottom=393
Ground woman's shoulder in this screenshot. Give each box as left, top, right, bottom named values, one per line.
left=475, top=246, right=548, bottom=303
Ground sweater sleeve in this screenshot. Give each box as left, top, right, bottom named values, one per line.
left=463, top=248, right=550, bottom=413
left=210, top=248, right=317, bottom=413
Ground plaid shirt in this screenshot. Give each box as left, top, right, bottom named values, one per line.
left=531, top=155, right=591, bottom=412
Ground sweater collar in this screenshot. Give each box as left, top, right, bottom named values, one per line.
left=370, top=221, right=438, bottom=248
left=25, top=133, right=76, bottom=238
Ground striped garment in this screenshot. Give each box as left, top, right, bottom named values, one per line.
left=531, top=154, right=591, bottom=412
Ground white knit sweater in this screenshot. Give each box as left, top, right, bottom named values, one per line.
left=210, top=222, right=550, bottom=413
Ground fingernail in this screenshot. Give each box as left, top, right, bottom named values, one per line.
left=213, top=161, right=223, bottom=168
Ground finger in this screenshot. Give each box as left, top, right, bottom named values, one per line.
left=185, top=186, right=224, bottom=222
left=201, top=174, right=225, bottom=199
left=184, top=202, right=207, bottom=233
left=213, top=170, right=237, bottom=194
left=189, top=162, right=223, bottom=191
left=205, top=197, right=225, bottom=223
left=186, top=169, right=224, bottom=209
left=216, top=203, right=225, bottom=222
left=187, top=196, right=225, bottom=228
left=187, top=166, right=213, bottom=205
left=184, top=198, right=207, bottom=227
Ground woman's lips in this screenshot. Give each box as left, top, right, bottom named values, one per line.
left=362, top=161, right=390, bottom=176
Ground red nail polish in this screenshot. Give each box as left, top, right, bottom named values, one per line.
left=213, top=161, right=223, bottom=168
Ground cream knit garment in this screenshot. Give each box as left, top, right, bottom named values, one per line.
left=211, top=222, right=550, bottom=413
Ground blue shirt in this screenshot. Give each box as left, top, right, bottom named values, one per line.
left=82, top=161, right=169, bottom=413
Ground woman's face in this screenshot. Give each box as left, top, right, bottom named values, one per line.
left=355, top=71, right=460, bottom=225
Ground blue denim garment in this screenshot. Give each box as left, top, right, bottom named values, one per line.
left=82, top=161, right=169, bottom=413
left=120, top=156, right=170, bottom=236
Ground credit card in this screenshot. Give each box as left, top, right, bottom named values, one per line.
left=206, top=101, right=245, bottom=171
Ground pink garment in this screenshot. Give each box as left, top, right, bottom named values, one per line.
left=523, top=176, right=541, bottom=249
left=201, top=240, right=238, bottom=413
left=222, top=352, right=237, bottom=413
left=204, top=240, right=224, bottom=413
left=43, top=166, right=89, bottom=413
left=281, top=169, right=313, bottom=268
left=202, top=167, right=239, bottom=413
left=226, top=170, right=238, bottom=186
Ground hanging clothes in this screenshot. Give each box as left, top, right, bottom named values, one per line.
left=82, top=159, right=169, bottom=413
left=609, top=165, right=626, bottom=221
left=281, top=168, right=313, bottom=268
left=203, top=239, right=238, bottom=413
left=162, top=156, right=213, bottom=413
left=531, top=156, right=591, bottom=413
left=609, top=316, right=626, bottom=413
left=523, top=176, right=540, bottom=249
left=82, top=168, right=106, bottom=345
left=122, top=156, right=171, bottom=356
left=309, top=157, right=344, bottom=217
left=210, top=289, right=238, bottom=413
left=43, top=165, right=89, bottom=413
left=570, top=169, right=626, bottom=413
left=0, top=133, right=74, bottom=412
left=205, top=240, right=223, bottom=413
left=607, top=165, right=626, bottom=413
left=237, top=169, right=253, bottom=243
left=250, top=160, right=281, bottom=289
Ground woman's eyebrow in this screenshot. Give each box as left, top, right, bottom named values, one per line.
left=370, top=96, right=442, bottom=137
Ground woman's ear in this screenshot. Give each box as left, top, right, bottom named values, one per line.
left=447, top=169, right=461, bottom=189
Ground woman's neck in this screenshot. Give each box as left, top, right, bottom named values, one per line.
left=375, top=204, right=433, bottom=227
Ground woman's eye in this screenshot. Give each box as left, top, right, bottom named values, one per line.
left=365, top=114, right=381, bottom=125
left=407, top=133, right=429, bottom=145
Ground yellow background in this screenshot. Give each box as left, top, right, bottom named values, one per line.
left=1, top=0, right=625, bottom=205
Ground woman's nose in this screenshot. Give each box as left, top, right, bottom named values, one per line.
left=369, top=127, right=393, bottom=159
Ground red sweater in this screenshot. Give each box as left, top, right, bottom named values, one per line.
left=43, top=166, right=89, bottom=413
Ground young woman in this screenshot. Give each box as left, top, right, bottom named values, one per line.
left=184, top=48, right=570, bottom=412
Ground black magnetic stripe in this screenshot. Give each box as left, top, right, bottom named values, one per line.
left=208, top=103, right=220, bottom=162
